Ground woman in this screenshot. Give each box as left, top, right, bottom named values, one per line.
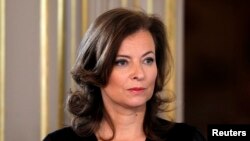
left=44, top=8, right=206, bottom=141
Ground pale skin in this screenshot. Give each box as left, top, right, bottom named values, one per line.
left=97, top=29, right=158, bottom=141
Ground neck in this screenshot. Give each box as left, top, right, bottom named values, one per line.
left=97, top=102, right=147, bottom=140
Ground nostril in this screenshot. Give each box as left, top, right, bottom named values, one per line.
left=133, top=76, right=139, bottom=80
left=130, top=63, right=145, bottom=80
left=131, top=70, right=145, bottom=80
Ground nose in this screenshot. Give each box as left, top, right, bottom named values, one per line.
left=130, top=63, right=145, bottom=80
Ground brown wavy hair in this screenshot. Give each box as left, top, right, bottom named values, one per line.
left=67, top=8, right=172, bottom=141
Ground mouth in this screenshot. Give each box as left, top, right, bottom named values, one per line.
left=128, top=87, right=146, bottom=94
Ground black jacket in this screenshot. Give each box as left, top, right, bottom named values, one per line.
left=43, top=118, right=206, bottom=141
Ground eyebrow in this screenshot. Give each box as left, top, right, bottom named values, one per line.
left=116, top=51, right=155, bottom=58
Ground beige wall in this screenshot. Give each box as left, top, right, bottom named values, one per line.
left=1, top=0, right=184, bottom=141
left=5, top=0, right=40, bottom=141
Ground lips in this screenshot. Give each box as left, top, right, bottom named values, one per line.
left=128, top=87, right=145, bottom=94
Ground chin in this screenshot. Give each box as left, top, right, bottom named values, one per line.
left=124, top=99, right=148, bottom=109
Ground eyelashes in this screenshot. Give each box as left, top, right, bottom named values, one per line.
left=114, top=57, right=155, bottom=67
left=143, top=57, right=154, bottom=65
left=114, top=59, right=128, bottom=66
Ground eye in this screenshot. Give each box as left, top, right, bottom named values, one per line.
left=114, top=59, right=128, bottom=66
left=143, top=57, right=155, bottom=65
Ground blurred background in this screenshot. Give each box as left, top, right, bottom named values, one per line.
left=185, top=0, right=250, bottom=137
left=0, top=0, right=250, bottom=141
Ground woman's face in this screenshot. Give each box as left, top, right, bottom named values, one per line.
left=101, top=30, right=157, bottom=109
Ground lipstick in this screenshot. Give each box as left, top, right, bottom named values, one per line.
left=128, top=87, right=145, bottom=94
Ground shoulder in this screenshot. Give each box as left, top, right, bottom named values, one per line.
left=156, top=118, right=207, bottom=141
left=43, top=127, right=80, bottom=141
left=43, top=127, right=96, bottom=141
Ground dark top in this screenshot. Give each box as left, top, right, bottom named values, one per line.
left=43, top=118, right=206, bottom=141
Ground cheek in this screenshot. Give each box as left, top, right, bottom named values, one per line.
left=102, top=71, right=127, bottom=99
left=150, top=66, right=158, bottom=83
left=106, top=71, right=126, bottom=88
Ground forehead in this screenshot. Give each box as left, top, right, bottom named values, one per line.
left=118, top=30, right=155, bottom=54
